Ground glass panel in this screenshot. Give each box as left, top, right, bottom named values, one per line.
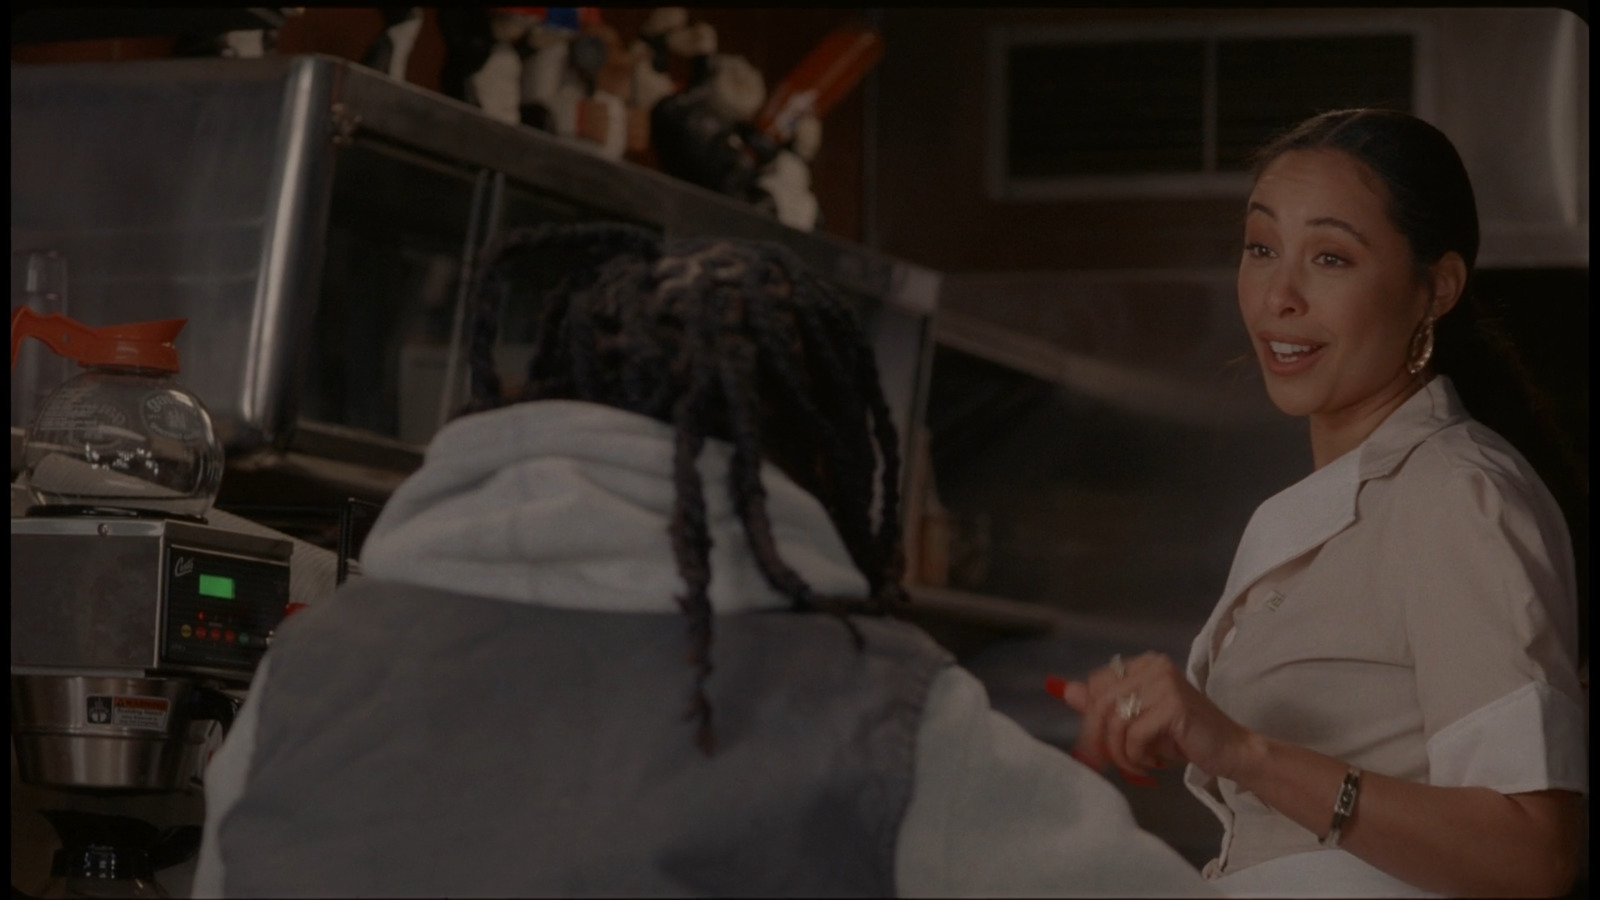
left=11, top=250, right=73, bottom=432
left=482, top=182, right=662, bottom=404
left=1008, top=40, right=1207, bottom=177
left=853, top=291, right=929, bottom=503
left=300, top=138, right=482, bottom=446
left=1216, top=34, right=1414, bottom=170
left=11, top=64, right=286, bottom=446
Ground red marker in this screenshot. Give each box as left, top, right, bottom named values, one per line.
left=1050, top=674, right=1157, bottom=787
left=1045, top=674, right=1068, bottom=700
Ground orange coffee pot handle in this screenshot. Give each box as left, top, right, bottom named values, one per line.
left=11, top=306, right=186, bottom=373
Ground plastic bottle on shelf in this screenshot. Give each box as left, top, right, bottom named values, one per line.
left=10, top=307, right=223, bottom=521
left=752, top=22, right=885, bottom=150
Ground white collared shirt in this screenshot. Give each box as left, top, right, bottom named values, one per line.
left=1184, top=377, right=1587, bottom=892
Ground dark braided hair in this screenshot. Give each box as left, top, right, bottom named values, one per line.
left=462, top=222, right=907, bottom=754
left=1252, top=109, right=1589, bottom=662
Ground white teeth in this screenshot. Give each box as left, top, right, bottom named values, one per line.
left=1269, top=341, right=1314, bottom=354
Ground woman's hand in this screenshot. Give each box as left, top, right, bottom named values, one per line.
left=1051, top=652, right=1261, bottom=784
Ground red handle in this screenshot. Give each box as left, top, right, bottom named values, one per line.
left=10, top=306, right=186, bottom=373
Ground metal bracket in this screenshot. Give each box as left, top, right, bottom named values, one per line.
left=330, top=102, right=363, bottom=148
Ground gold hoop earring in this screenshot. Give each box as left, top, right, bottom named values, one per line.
left=1406, top=316, right=1435, bottom=376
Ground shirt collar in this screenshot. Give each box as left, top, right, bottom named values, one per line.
left=1188, top=376, right=1468, bottom=686
left=1356, top=375, right=1470, bottom=481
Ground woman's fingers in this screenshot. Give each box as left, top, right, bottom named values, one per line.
left=1051, top=655, right=1193, bottom=785
left=1050, top=675, right=1091, bottom=713
left=1102, top=687, right=1156, bottom=780
left=1091, top=664, right=1151, bottom=779
left=1098, top=654, right=1187, bottom=779
left=1054, top=677, right=1123, bottom=772
left=1053, top=652, right=1248, bottom=784
left=1074, top=665, right=1120, bottom=766
left=1121, top=687, right=1181, bottom=770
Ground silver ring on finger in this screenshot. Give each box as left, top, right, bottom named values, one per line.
left=1110, top=653, right=1127, bottom=679
left=1116, top=692, right=1143, bottom=722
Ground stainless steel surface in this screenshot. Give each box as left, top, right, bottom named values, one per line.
left=1426, top=9, right=1588, bottom=268
left=319, top=56, right=938, bottom=471
left=11, top=675, right=206, bottom=791
left=12, top=521, right=167, bottom=672
left=330, top=65, right=931, bottom=298
left=10, top=517, right=292, bottom=677
left=334, top=67, right=675, bottom=237
left=12, top=55, right=939, bottom=498
left=243, top=57, right=339, bottom=444
left=10, top=516, right=294, bottom=560
left=11, top=425, right=26, bottom=480
left=10, top=58, right=339, bottom=452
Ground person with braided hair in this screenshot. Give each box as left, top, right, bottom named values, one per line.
left=194, top=223, right=1213, bottom=897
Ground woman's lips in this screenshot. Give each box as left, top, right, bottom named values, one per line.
left=1259, top=336, right=1326, bottom=376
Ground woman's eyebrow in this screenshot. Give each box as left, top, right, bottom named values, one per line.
left=1306, top=216, right=1370, bottom=246
left=1248, top=202, right=1369, bottom=246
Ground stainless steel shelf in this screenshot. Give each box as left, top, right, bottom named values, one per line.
left=904, top=582, right=1202, bottom=651
left=903, top=583, right=1059, bottom=635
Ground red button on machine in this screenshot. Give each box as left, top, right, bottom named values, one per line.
left=210, top=628, right=222, bottom=641
left=225, top=631, right=236, bottom=643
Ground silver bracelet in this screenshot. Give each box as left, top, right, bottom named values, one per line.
left=1320, top=766, right=1362, bottom=848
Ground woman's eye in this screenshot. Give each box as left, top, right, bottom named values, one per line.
left=1244, top=243, right=1274, bottom=259
left=1314, top=252, right=1348, bottom=266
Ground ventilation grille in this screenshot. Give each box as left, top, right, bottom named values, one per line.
left=1002, top=31, right=1415, bottom=188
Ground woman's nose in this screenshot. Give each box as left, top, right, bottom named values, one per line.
left=1264, top=266, right=1307, bottom=316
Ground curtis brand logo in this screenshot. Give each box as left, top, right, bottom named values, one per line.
left=173, top=556, right=195, bottom=579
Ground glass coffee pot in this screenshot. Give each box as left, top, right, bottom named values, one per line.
left=10, top=307, right=223, bottom=521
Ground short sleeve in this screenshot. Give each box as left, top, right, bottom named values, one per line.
left=1392, top=440, right=1586, bottom=795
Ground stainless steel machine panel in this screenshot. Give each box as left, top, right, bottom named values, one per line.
left=10, top=518, right=292, bottom=678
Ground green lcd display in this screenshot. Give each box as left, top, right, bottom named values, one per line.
left=198, top=574, right=236, bottom=600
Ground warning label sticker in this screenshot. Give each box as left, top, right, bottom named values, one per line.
left=86, top=696, right=171, bottom=732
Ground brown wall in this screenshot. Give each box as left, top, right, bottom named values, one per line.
left=873, top=8, right=1257, bottom=272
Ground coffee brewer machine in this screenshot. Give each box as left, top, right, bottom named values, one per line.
left=11, top=309, right=292, bottom=897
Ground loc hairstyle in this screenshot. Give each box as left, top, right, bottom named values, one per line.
left=1252, top=108, right=1589, bottom=661
left=462, top=222, right=907, bottom=754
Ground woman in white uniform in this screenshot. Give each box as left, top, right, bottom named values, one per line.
left=1057, top=109, right=1588, bottom=897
